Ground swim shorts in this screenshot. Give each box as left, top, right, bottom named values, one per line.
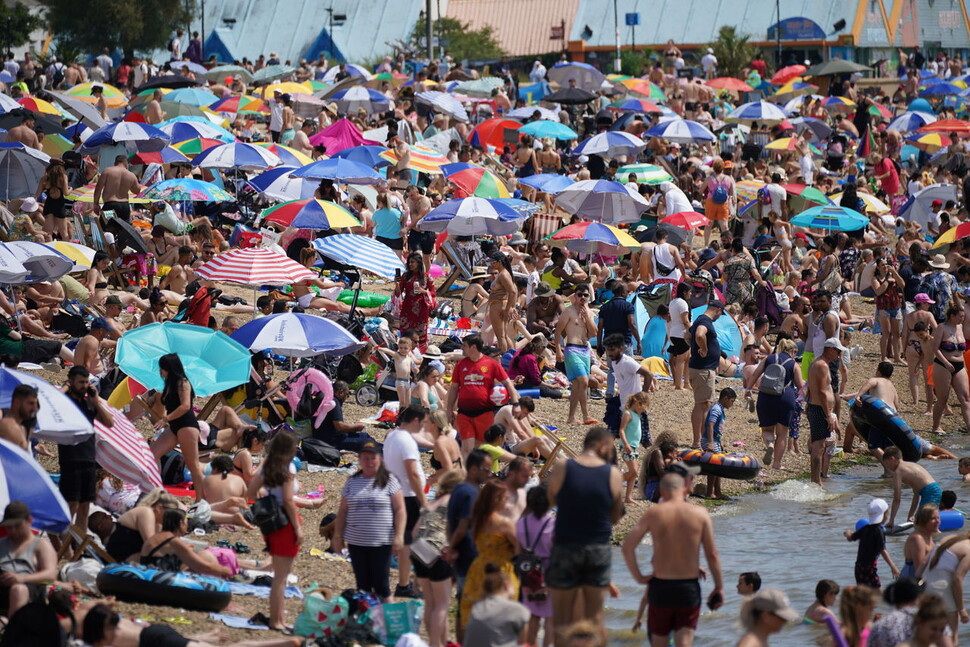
left=457, top=410, right=494, bottom=443
left=854, top=559, right=880, bottom=589
left=546, top=543, right=611, bottom=589
left=102, top=200, right=131, bottom=221
left=139, top=624, right=190, bottom=647
left=919, top=482, right=943, bottom=507
left=563, top=344, right=591, bottom=381
left=668, top=337, right=689, bottom=357
left=806, top=403, right=830, bottom=443
left=647, top=577, right=701, bottom=636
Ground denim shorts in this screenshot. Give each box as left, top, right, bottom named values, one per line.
left=546, top=543, right=612, bottom=589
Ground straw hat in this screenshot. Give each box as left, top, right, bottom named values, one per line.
left=929, top=254, right=950, bottom=270
left=470, top=266, right=490, bottom=281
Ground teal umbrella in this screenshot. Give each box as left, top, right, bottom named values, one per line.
left=790, top=205, right=869, bottom=232
left=518, top=120, right=578, bottom=140
left=202, top=65, right=254, bottom=84
left=252, top=65, right=296, bottom=85
left=452, top=77, right=505, bottom=98
left=116, top=322, right=251, bottom=396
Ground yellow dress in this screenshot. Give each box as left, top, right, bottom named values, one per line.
left=460, top=532, right=519, bottom=629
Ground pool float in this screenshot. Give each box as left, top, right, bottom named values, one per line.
left=855, top=510, right=964, bottom=533
left=337, top=289, right=389, bottom=308
left=849, top=395, right=923, bottom=462
left=676, top=449, right=761, bottom=480
left=96, top=563, right=231, bottom=612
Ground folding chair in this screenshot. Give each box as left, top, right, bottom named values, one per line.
left=437, top=240, right=475, bottom=296
left=527, top=212, right=564, bottom=243
left=536, top=426, right=579, bottom=478
left=57, top=524, right=115, bottom=563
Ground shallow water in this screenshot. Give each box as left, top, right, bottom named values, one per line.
left=607, top=438, right=970, bottom=645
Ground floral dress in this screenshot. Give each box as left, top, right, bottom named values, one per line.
left=396, top=272, right=436, bottom=350
left=10, top=214, right=36, bottom=241
left=723, top=253, right=756, bottom=304
left=459, top=532, right=519, bottom=629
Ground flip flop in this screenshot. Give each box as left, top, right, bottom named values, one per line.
left=234, top=542, right=251, bottom=554
left=582, top=419, right=598, bottom=425
left=249, top=612, right=271, bottom=627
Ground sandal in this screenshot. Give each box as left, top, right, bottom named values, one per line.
left=234, top=542, right=251, bottom=554
left=249, top=612, right=271, bottom=627
left=215, top=539, right=231, bottom=549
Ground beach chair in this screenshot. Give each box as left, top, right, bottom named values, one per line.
left=536, top=426, right=579, bottom=478
left=437, top=240, right=475, bottom=296
left=56, top=524, right=115, bottom=564
left=526, top=212, right=564, bottom=243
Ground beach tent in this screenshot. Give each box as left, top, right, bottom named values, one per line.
left=308, top=119, right=381, bottom=156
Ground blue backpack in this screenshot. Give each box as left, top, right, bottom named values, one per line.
left=711, top=182, right=729, bottom=204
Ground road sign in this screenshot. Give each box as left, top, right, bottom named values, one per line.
left=625, top=13, right=640, bottom=26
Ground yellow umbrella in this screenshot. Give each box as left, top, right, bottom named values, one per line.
left=42, top=134, right=74, bottom=158
left=830, top=191, right=891, bottom=214
left=50, top=241, right=96, bottom=271
left=256, top=82, right=313, bottom=98
left=65, top=82, right=127, bottom=108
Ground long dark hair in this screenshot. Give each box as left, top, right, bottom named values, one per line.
left=241, top=426, right=269, bottom=450
left=159, top=353, right=189, bottom=399
left=262, top=432, right=297, bottom=488
left=524, top=482, right=550, bottom=518
left=403, top=251, right=425, bottom=284
left=353, top=455, right=391, bottom=489
left=470, top=481, right=506, bottom=537
left=210, top=455, right=234, bottom=479
left=490, top=251, right=513, bottom=275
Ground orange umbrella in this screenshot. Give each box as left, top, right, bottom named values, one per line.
left=706, top=77, right=753, bottom=92
left=771, top=65, right=807, bottom=84
left=919, top=119, right=970, bottom=135
left=468, top=118, right=521, bottom=150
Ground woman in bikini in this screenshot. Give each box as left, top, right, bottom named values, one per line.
left=36, top=159, right=70, bottom=241
left=930, top=304, right=970, bottom=435
left=486, top=251, right=518, bottom=352
left=292, top=248, right=378, bottom=315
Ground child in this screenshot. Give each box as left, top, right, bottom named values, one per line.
left=804, top=579, right=840, bottom=624
left=881, top=446, right=942, bottom=527
left=703, top=388, right=736, bottom=499
left=619, top=392, right=649, bottom=503
left=959, top=456, right=970, bottom=482
left=940, top=490, right=957, bottom=511
left=843, top=498, right=899, bottom=588
left=391, top=336, right=415, bottom=404
left=737, top=572, right=762, bottom=595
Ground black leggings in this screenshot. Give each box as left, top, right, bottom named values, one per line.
left=347, top=544, right=392, bottom=599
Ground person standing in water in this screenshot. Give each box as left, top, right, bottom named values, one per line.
left=882, top=446, right=943, bottom=528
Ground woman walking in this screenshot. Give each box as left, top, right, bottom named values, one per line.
left=745, top=338, right=803, bottom=470
left=36, top=160, right=70, bottom=240
left=871, top=257, right=904, bottom=363
left=515, top=484, right=555, bottom=647
left=395, top=252, right=436, bottom=351
left=903, top=294, right=937, bottom=413
left=150, top=354, right=206, bottom=502
left=930, top=304, right=970, bottom=435
left=487, top=252, right=518, bottom=352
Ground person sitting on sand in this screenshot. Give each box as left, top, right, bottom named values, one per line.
left=201, top=455, right=256, bottom=529
left=882, top=446, right=943, bottom=528
left=804, top=579, right=840, bottom=625
left=139, top=508, right=232, bottom=578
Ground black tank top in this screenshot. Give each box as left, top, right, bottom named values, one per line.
left=553, top=460, right=613, bottom=545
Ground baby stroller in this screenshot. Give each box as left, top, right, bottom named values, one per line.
left=352, top=346, right=398, bottom=407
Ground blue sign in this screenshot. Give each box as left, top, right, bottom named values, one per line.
left=767, top=16, right=826, bottom=41
left=625, top=13, right=640, bottom=26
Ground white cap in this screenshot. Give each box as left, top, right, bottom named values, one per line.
left=824, top=337, right=848, bottom=352
left=867, top=498, right=889, bottom=525
left=707, top=48, right=714, bottom=54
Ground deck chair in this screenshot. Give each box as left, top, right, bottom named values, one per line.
left=89, top=218, right=127, bottom=288
left=536, top=426, right=579, bottom=478
left=57, top=524, right=115, bottom=564
left=437, top=240, right=475, bottom=296
left=196, top=393, right=226, bottom=422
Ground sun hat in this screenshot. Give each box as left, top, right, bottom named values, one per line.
left=534, top=281, right=556, bottom=298
left=867, top=498, right=889, bottom=525
left=744, top=588, right=801, bottom=624
left=1, top=501, right=29, bottom=526
left=824, top=337, right=848, bottom=352
left=423, top=345, right=443, bottom=360
left=469, top=266, right=490, bottom=281
left=914, top=292, right=936, bottom=304
left=508, top=232, right=528, bottom=246
left=20, top=197, right=39, bottom=212
left=929, top=254, right=950, bottom=269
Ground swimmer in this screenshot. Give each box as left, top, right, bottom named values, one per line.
left=804, top=579, right=840, bottom=625
left=882, top=446, right=943, bottom=528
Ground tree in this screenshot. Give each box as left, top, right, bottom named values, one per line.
left=410, top=17, right=504, bottom=63
left=0, top=2, right=44, bottom=53
left=710, top=25, right=755, bottom=78
left=40, top=0, right=195, bottom=58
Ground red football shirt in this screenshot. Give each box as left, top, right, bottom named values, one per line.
left=454, top=355, right=508, bottom=412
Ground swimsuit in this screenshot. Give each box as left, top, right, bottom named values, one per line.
left=918, top=482, right=943, bottom=507
left=647, top=577, right=701, bottom=636
left=163, top=380, right=200, bottom=432
left=102, top=200, right=131, bottom=221
left=563, top=343, right=591, bottom=381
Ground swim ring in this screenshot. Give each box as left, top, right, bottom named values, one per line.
left=676, top=449, right=762, bottom=480
left=97, top=563, right=232, bottom=611
left=337, top=289, right=389, bottom=308
left=851, top=395, right=922, bottom=462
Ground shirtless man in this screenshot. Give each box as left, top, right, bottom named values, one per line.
left=100, top=295, right=127, bottom=349
left=622, top=471, right=724, bottom=647
left=145, top=90, right=166, bottom=125
left=842, top=362, right=900, bottom=458
left=525, top=281, right=563, bottom=336
left=0, top=385, right=39, bottom=450
left=682, top=72, right=703, bottom=120
left=882, top=445, right=943, bottom=528
left=93, top=155, right=140, bottom=221
left=405, top=185, right=435, bottom=270
left=159, top=245, right=195, bottom=295
left=742, top=316, right=772, bottom=355
left=807, top=337, right=845, bottom=486
left=7, top=113, right=40, bottom=150
left=280, top=95, right=296, bottom=143
left=503, top=457, right=532, bottom=519
left=780, top=297, right=810, bottom=343
left=553, top=284, right=598, bottom=425
left=73, top=318, right=110, bottom=379
left=289, top=119, right=315, bottom=156
left=636, top=238, right=657, bottom=284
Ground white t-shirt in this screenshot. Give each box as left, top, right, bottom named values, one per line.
left=382, top=427, right=424, bottom=498
left=701, top=54, right=717, bottom=74
left=668, top=297, right=689, bottom=339
left=611, top=353, right=645, bottom=403
left=662, top=182, right=692, bottom=215
left=766, top=183, right=787, bottom=216
left=269, top=100, right=284, bottom=131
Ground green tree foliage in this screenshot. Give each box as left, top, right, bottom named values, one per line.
left=0, top=2, right=44, bottom=52
left=710, top=25, right=755, bottom=78
left=40, top=0, right=195, bottom=57
left=411, top=17, right=504, bottom=62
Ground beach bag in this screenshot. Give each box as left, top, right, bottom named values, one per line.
left=759, top=355, right=793, bottom=396
left=187, top=500, right=212, bottom=529
left=295, top=382, right=324, bottom=421
left=360, top=600, right=424, bottom=646
left=251, top=494, right=289, bottom=535
left=300, top=438, right=341, bottom=467
left=293, top=586, right=349, bottom=639
left=514, top=516, right=552, bottom=599
left=819, top=258, right=842, bottom=292
left=160, top=450, right=186, bottom=485
left=410, top=506, right=448, bottom=568
left=758, top=186, right=772, bottom=206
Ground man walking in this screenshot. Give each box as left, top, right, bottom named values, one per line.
left=554, top=284, right=599, bottom=424
left=688, top=300, right=724, bottom=448
left=807, top=338, right=845, bottom=485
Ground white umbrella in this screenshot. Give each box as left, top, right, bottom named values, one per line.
left=0, top=143, right=51, bottom=200
left=898, top=183, right=958, bottom=229
left=53, top=92, right=108, bottom=129
left=332, top=86, right=390, bottom=114
left=2, top=241, right=73, bottom=282
left=0, top=367, right=95, bottom=445
left=555, top=179, right=650, bottom=225
left=507, top=106, right=560, bottom=121
left=247, top=166, right=315, bottom=202
left=416, top=91, right=469, bottom=122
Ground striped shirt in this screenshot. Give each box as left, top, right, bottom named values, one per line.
left=340, top=474, right=402, bottom=546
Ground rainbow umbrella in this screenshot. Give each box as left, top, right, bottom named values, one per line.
left=906, top=132, right=952, bottom=153
left=130, top=146, right=191, bottom=165
left=468, top=118, right=521, bottom=150
left=621, top=79, right=666, bottom=101
left=706, top=77, right=753, bottom=92
left=783, top=183, right=830, bottom=205
left=770, top=81, right=818, bottom=103
left=608, top=98, right=662, bottom=113
left=260, top=199, right=360, bottom=229
left=822, top=96, right=856, bottom=113
left=66, top=183, right=149, bottom=204
left=365, top=72, right=409, bottom=89
left=616, top=163, right=673, bottom=185
left=440, top=163, right=510, bottom=198
left=138, top=178, right=235, bottom=202
left=106, top=376, right=148, bottom=410
left=41, top=134, right=73, bottom=157
left=662, top=211, right=709, bottom=229
left=830, top=191, right=890, bottom=214
left=545, top=221, right=640, bottom=255
left=933, top=222, right=970, bottom=248
left=17, top=97, right=62, bottom=115
left=735, top=180, right=765, bottom=204
left=868, top=103, right=894, bottom=120
left=209, top=95, right=268, bottom=114
left=307, top=80, right=330, bottom=93
left=65, top=82, right=127, bottom=108
left=127, top=87, right=172, bottom=108
left=379, top=144, right=451, bottom=174
left=255, top=142, right=313, bottom=166
left=171, top=137, right=224, bottom=158
left=764, top=137, right=823, bottom=155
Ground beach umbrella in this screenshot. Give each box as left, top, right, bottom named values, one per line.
left=783, top=184, right=832, bottom=212
left=0, top=247, right=28, bottom=283
left=906, top=132, right=952, bottom=153
left=291, top=158, right=383, bottom=184
left=130, top=146, right=191, bottom=165
left=887, top=111, right=936, bottom=132
left=468, top=118, right=521, bottom=150
left=417, top=197, right=528, bottom=236
left=440, top=163, right=510, bottom=198
left=790, top=204, right=868, bottom=231
left=0, top=367, right=94, bottom=445
left=247, top=166, right=315, bottom=202
left=790, top=117, right=832, bottom=140
left=312, top=233, right=405, bottom=278
left=898, top=183, right=959, bottom=228
left=920, top=82, right=964, bottom=97
left=125, top=100, right=206, bottom=122
left=0, top=92, right=20, bottom=111
left=138, top=178, right=235, bottom=202
left=804, top=60, right=870, bottom=76
left=165, top=87, right=220, bottom=106
left=253, top=142, right=313, bottom=167
left=331, top=86, right=390, bottom=114
left=545, top=221, right=639, bottom=255
left=518, top=120, right=578, bottom=140
left=822, top=96, right=857, bottom=113
left=771, top=65, right=807, bottom=84
left=782, top=94, right=825, bottom=113
left=706, top=77, right=753, bottom=92
left=321, top=64, right=372, bottom=83
left=764, top=137, right=822, bottom=154
left=769, top=81, right=819, bottom=103
left=170, top=137, right=224, bottom=158
left=16, top=97, right=61, bottom=115
left=919, top=119, right=970, bottom=134
left=331, top=145, right=392, bottom=168
left=252, top=64, right=296, bottom=85
left=452, top=77, right=505, bottom=98
left=517, top=173, right=574, bottom=194
left=232, top=313, right=365, bottom=358
left=259, top=199, right=361, bottom=230
left=607, top=98, right=662, bottom=114
left=191, top=141, right=281, bottom=171
left=116, top=322, right=251, bottom=396
left=662, top=211, right=709, bottom=229
left=379, top=144, right=451, bottom=174
left=95, top=403, right=162, bottom=492
left=415, top=91, right=469, bottom=122
left=194, top=247, right=314, bottom=286
left=507, top=106, right=559, bottom=121
left=364, top=72, right=408, bottom=90
left=254, top=81, right=311, bottom=99
left=548, top=62, right=606, bottom=92
left=620, top=79, right=666, bottom=102
left=727, top=101, right=788, bottom=124
left=644, top=118, right=716, bottom=143
left=64, top=82, right=126, bottom=108
left=0, top=438, right=70, bottom=532
left=932, top=222, right=970, bottom=248
left=81, top=121, right=170, bottom=154
left=555, top=179, right=650, bottom=224
left=51, top=93, right=107, bottom=129
left=202, top=65, right=254, bottom=84
left=616, top=163, right=673, bottom=185
left=869, top=103, right=894, bottom=120
left=543, top=87, right=597, bottom=105
left=2, top=241, right=72, bottom=282
left=830, top=192, right=890, bottom=214
left=49, top=241, right=96, bottom=271
left=0, top=143, right=50, bottom=199
left=132, top=75, right=197, bottom=93
left=572, top=131, right=645, bottom=158
left=66, top=183, right=148, bottom=204
left=158, top=119, right=235, bottom=143
left=209, top=95, right=267, bottom=114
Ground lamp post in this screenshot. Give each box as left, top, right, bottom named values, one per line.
left=327, top=7, right=334, bottom=60
left=613, top=0, right=621, bottom=73
left=776, top=0, right=782, bottom=66
left=201, top=0, right=205, bottom=60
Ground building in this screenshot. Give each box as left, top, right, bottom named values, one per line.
left=444, top=0, right=581, bottom=57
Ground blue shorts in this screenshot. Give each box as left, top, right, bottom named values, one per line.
left=564, top=345, right=591, bottom=381
left=919, top=482, right=943, bottom=507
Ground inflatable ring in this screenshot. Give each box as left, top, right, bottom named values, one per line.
left=337, top=289, right=389, bottom=308
left=97, top=563, right=231, bottom=612
left=852, top=395, right=923, bottom=462
left=676, top=449, right=762, bottom=480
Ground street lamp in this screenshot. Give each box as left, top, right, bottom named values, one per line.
left=613, top=0, right=621, bottom=72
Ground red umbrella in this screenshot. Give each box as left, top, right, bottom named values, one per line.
left=195, top=247, right=315, bottom=285
left=468, top=118, right=521, bottom=150
left=705, top=77, right=753, bottom=92
left=771, top=65, right=807, bottom=84
left=662, top=211, right=709, bottom=229
left=919, top=119, right=970, bottom=135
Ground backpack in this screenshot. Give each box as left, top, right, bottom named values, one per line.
left=300, top=438, right=341, bottom=467
left=513, top=516, right=552, bottom=600
left=711, top=182, right=729, bottom=204
left=759, top=355, right=793, bottom=396
left=51, top=63, right=65, bottom=88
left=758, top=186, right=772, bottom=205
left=160, top=450, right=186, bottom=485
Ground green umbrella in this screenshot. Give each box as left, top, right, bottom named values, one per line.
left=453, top=77, right=505, bottom=98
left=203, top=65, right=254, bottom=84
left=252, top=65, right=295, bottom=85
left=616, top=163, right=673, bottom=185
left=805, top=59, right=871, bottom=77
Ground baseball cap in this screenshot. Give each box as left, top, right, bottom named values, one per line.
left=104, top=295, right=123, bottom=306
left=709, top=299, right=726, bottom=310
left=1, top=501, right=29, bottom=526
left=90, top=317, right=110, bottom=330
left=745, top=588, right=801, bottom=623
left=359, top=441, right=382, bottom=454
left=668, top=461, right=701, bottom=478
left=932, top=199, right=943, bottom=209
left=824, top=337, right=848, bottom=352
left=914, top=292, right=936, bottom=304
left=867, top=498, right=889, bottom=525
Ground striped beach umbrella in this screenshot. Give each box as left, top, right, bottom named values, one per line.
left=379, top=144, right=451, bottom=174
left=191, top=141, right=281, bottom=170
left=130, top=146, right=191, bottom=165
left=247, top=166, right=315, bottom=202
left=417, top=197, right=528, bottom=236
left=95, top=403, right=162, bottom=492
left=255, top=81, right=312, bottom=99
left=830, top=192, right=891, bottom=214
left=868, top=103, right=894, bottom=120
left=332, top=86, right=390, bottom=114
left=920, top=82, right=965, bottom=97
left=735, top=180, right=766, bottom=204
left=888, top=111, right=936, bottom=132
left=312, top=233, right=405, bottom=278
left=65, top=82, right=126, bottom=108
left=549, top=62, right=605, bottom=92
left=441, top=163, right=510, bottom=198
left=822, top=96, right=856, bottom=113
left=769, top=81, right=818, bottom=103
left=644, top=118, right=716, bottom=143
left=194, top=247, right=315, bottom=285
left=932, top=222, right=970, bottom=248
left=232, top=312, right=364, bottom=358
left=259, top=199, right=360, bottom=230
left=727, top=101, right=789, bottom=124
left=49, top=241, right=95, bottom=271
left=546, top=221, right=640, bottom=255
left=159, top=119, right=235, bottom=143
left=607, top=98, right=662, bottom=113
left=138, top=178, right=235, bottom=202
left=255, top=142, right=313, bottom=166
left=17, top=97, right=62, bottom=115
left=572, top=131, right=646, bottom=158
left=620, top=79, right=666, bottom=102
left=209, top=95, right=268, bottom=114
left=67, top=183, right=149, bottom=204
left=790, top=204, right=868, bottom=231
left=616, top=163, right=673, bottom=185
left=906, top=132, right=952, bottom=153
left=321, top=64, right=372, bottom=83
left=171, top=137, right=224, bottom=158
left=81, top=121, right=170, bottom=152
left=555, top=179, right=650, bottom=224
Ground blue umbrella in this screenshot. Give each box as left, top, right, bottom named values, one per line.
left=312, top=233, right=405, bottom=278
left=790, top=117, right=833, bottom=140
left=554, top=179, right=650, bottom=224
left=887, top=111, right=937, bottom=132
left=116, top=322, right=251, bottom=396
left=291, top=158, right=383, bottom=184
left=232, top=313, right=365, bottom=357
left=790, top=205, right=869, bottom=231
left=81, top=121, right=170, bottom=153
left=417, top=197, right=527, bottom=236
left=158, top=119, right=235, bottom=143
left=518, top=173, right=574, bottom=194
left=727, top=101, right=789, bottom=123
left=644, top=118, right=716, bottom=143
left=165, top=87, right=221, bottom=106
left=548, top=61, right=606, bottom=92
left=519, top=120, right=578, bottom=140
left=191, top=142, right=281, bottom=171
left=0, top=438, right=71, bottom=532
left=247, top=166, right=315, bottom=202
left=332, top=145, right=392, bottom=168
left=571, top=131, right=645, bottom=158
left=920, top=83, right=964, bottom=97
left=0, top=366, right=94, bottom=445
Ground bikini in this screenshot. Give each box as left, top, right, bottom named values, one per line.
left=934, top=339, right=967, bottom=374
